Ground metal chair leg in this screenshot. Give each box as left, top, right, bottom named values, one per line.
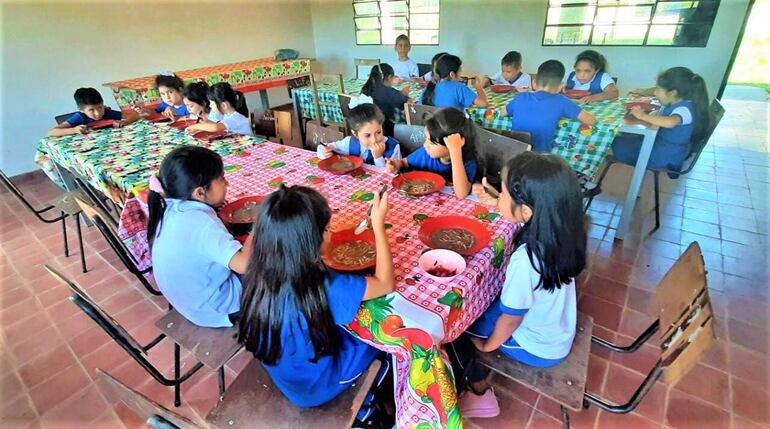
left=61, top=214, right=69, bottom=257
left=76, top=213, right=87, bottom=273
left=560, top=405, right=571, bottom=429
left=174, top=342, right=181, bottom=407
left=653, top=172, right=660, bottom=231
left=218, top=366, right=226, bottom=397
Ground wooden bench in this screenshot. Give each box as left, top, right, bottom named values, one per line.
left=404, top=103, right=439, bottom=126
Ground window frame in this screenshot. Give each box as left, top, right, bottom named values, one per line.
left=353, top=0, right=441, bottom=46
left=541, top=0, right=720, bottom=47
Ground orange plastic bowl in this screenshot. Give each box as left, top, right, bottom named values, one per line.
left=392, top=171, right=446, bottom=196
left=219, top=196, right=264, bottom=236
left=322, top=227, right=377, bottom=272
left=318, top=155, right=365, bottom=175
left=418, top=215, right=491, bottom=256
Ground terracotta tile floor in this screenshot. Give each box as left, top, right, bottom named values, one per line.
left=1, top=97, right=768, bottom=428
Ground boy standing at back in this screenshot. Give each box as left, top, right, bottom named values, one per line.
left=486, top=51, right=532, bottom=88
left=49, top=88, right=138, bottom=137
left=500, top=60, right=595, bottom=152
left=390, top=34, right=419, bottom=80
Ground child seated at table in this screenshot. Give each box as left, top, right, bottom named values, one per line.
left=612, top=66, right=711, bottom=173
left=317, top=103, right=403, bottom=167
left=500, top=60, right=596, bottom=152
left=361, top=63, right=412, bottom=136
left=386, top=107, right=477, bottom=199
left=185, top=82, right=253, bottom=136
left=238, top=185, right=394, bottom=426
left=450, top=152, right=587, bottom=418
left=421, top=52, right=447, bottom=83
left=149, top=73, right=190, bottom=118
left=390, top=34, right=419, bottom=79
left=485, top=51, right=531, bottom=88
left=148, top=146, right=251, bottom=328
left=183, top=81, right=211, bottom=121
left=49, top=88, right=138, bottom=137
left=421, top=54, right=489, bottom=111
left=565, top=50, right=619, bottom=104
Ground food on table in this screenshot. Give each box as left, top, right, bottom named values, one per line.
left=430, top=228, right=477, bottom=254
left=331, top=240, right=376, bottom=267
left=230, top=201, right=260, bottom=223
left=400, top=179, right=435, bottom=194
left=330, top=158, right=355, bottom=172
left=427, top=264, right=457, bottom=278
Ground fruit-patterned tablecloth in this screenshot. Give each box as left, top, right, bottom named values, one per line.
left=34, top=120, right=266, bottom=204
left=104, top=58, right=312, bottom=108
left=294, top=78, right=630, bottom=178
left=117, top=140, right=518, bottom=429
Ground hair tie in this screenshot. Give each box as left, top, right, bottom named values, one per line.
left=511, top=180, right=531, bottom=207
left=158, top=70, right=175, bottom=77
left=691, top=73, right=700, bottom=81
left=149, top=175, right=165, bottom=195
left=348, top=94, right=374, bottom=109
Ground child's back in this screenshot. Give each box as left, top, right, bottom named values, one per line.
left=507, top=91, right=582, bottom=152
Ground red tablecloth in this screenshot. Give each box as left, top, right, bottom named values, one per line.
left=118, top=141, right=518, bottom=428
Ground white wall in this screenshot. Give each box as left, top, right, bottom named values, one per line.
left=311, top=0, right=749, bottom=99
left=0, top=0, right=315, bottom=176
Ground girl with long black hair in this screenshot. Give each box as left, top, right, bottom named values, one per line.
left=420, top=53, right=489, bottom=110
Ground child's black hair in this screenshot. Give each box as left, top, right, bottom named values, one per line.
left=154, top=74, right=185, bottom=92
left=346, top=103, right=385, bottom=133
left=73, top=88, right=104, bottom=108
left=536, top=60, right=566, bottom=88
left=504, top=152, right=586, bottom=292
left=361, top=63, right=395, bottom=97
left=183, top=82, right=210, bottom=113
left=208, top=82, right=249, bottom=117
left=422, top=54, right=462, bottom=106
left=238, top=185, right=339, bottom=365
left=147, top=146, right=225, bottom=247
left=501, top=51, right=523, bottom=68
left=657, top=66, right=712, bottom=147
left=395, top=34, right=410, bottom=44
left=425, top=107, right=477, bottom=164
left=430, top=52, right=448, bottom=72
left=574, top=50, right=608, bottom=73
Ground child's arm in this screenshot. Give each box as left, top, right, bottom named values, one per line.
left=470, top=314, right=524, bottom=352
left=186, top=121, right=226, bottom=134
left=363, top=192, right=394, bottom=300
left=48, top=122, right=87, bottom=137
left=578, top=110, right=596, bottom=125
left=472, top=78, right=490, bottom=107
left=316, top=136, right=351, bottom=159
left=228, top=233, right=253, bottom=275
left=115, top=110, right=140, bottom=128
left=628, top=106, right=682, bottom=128
left=579, top=84, right=619, bottom=104
left=386, top=157, right=408, bottom=174
left=445, top=133, right=472, bottom=199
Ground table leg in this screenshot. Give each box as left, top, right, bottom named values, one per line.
left=615, top=129, right=656, bottom=240
left=259, top=89, right=270, bottom=110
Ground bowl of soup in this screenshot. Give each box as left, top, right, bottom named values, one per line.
left=219, top=196, right=264, bottom=236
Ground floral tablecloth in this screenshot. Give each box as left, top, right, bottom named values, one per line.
left=104, top=57, right=312, bottom=108
left=118, top=140, right=518, bottom=428
left=34, top=120, right=266, bottom=204
left=294, top=78, right=631, bottom=178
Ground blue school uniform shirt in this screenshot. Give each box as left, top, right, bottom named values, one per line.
left=316, top=136, right=402, bottom=168
left=261, top=272, right=380, bottom=407
left=500, top=245, right=577, bottom=360
left=406, top=146, right=477, bottom=182
left=657, top=100, right=695, bottom=148
left=425, top=80, right=477, bottom=111
left=155, top=102, right=189, bottom=116
left=151, top=199, right=242, bottom=328
left=506, top=91, right=582, bottom=152
left=369, top=86, right=409, bottom=122
left=564, top=71, right=614, bottom=95
left=65, top=108, right=122, bottom=126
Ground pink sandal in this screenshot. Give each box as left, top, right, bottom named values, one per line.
left=458, top=387, right=500, bottom=418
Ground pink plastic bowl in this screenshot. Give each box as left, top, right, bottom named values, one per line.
left=418, top=249, right=467, bottom=281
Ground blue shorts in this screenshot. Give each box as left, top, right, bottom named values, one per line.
left=467, top=300, right=565, bottom=368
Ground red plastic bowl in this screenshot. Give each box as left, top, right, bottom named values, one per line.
left=623, top=101, right=660, bottom=112
left=146, top=112, right=172, bottom=123
left=392, top=171, right=446, bottom=196
left=322, top=227, right=377, bottom=272
left=169, top=119, right=197, bottom=130
left=418, top=216, right=491, bottom=256
left=219, top=196, right=264, bottom=236
left=191, top=130, right=231, bottom=142
left=564, top=89, right=591, bottom=99
left=318, top=155, right=364, bottom=175
left=87, top=119, right=115, bottom=130
left=491, top=84, right=515, bottom=93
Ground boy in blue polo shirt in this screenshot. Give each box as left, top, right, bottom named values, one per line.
left=49, top=88, right=138, bottom=137
left=500, top=60, right=595, bottom=152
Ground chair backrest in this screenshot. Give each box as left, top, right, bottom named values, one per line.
left=404, top=103, right=439, bottom=126
left=354, top=58, right=380, bottom=80
left=681, top=99, right=725, bottom=174
left=492, top=129, right=532, bottom=145
left=310, top=73, right=345, bottom=126
left=393, top=123, right=427, bottom=156
left=73, top=177, right=118, bottom=228
left=474, top=125, right=531, bottom=188
left=417, top=63, right=432, bottom=77
left=95, top=369, right=198, bottom=429
left=55, top=112, right=78, bottom=125
left=286, top=75, right=311, bottom=98
left=655, top=242, right=716, bottom=385
left=338, top=94, right=352, bottom=120
left=305, top=121, right=344, bottom=151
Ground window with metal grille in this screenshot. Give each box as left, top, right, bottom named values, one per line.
left=353, top=0, right=440, bottom=45
left=542, top=0, right=720, bottom=47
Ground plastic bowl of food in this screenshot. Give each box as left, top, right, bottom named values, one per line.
left=418, top=249, right=466, bottom=281
left=219, top=196, right=264, bottom=236
left=321, top=227, right=377, bottom=272
left=318, top=155, right=364, bottom=175
left=392, top=171, right=446, bottom=196
left=490, top=84, right=515, bottom=93
left=418, top=215, right=491, bottom=256
left=564, top=89, right=591, bottom=99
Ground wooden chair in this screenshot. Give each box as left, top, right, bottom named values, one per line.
left=304, top=121, right=344, bottom=152
left=417, top=63, right=432, bottom=77
left=473, top=125, right=531, bottom=191
left=287, top=76, right=313, bottom=144
left=477, top=242, right=715, bottom=428
left=488, top=128, right=532, bottom=145
left=74, top=197, right=161, bottom=297
left=1, top=169, right=87, bottom=273
left=586, top=99, right=725, bottom=226
left=337, top=93, right=353, bottom=135
left=155, top=310, right=242, bottom=398
left=404, top=103, right=439, bottom=126
left=73, top=176, right=119, bottom=227
left=96, top=359, right=382, bottom=428
left=310, top=73, right=345, bottom=129
left=354, top=58, right=380, bottom=80
left=45, top=265, right=204, bottom=407
left=393, top=123, right=427, bottom=156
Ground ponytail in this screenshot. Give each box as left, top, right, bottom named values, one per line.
left=234, top=91, right=249, bottom=117
left=422, top=54, right=463, bottom=106
left=208, top=82, right=249, bottom=117
left=422, top=81, right=437, bottom=106
left=147, top=189, right=167, bottom=247
left=362, top=63, right=395, bottom=97
left=657, top=67, right=712, bottom=147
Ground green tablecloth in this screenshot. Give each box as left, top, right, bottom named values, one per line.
left=294, top=78, right=630, bottom=177
left=35, top=121, right=265, bottom=203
